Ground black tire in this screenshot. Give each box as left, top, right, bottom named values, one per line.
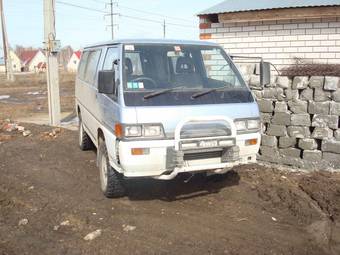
left=98, top=138, right=126, bottom=198
left=78, top=115, right=94, bottom=151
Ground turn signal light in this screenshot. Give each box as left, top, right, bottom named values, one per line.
left=115, top=123, right=123, bottom=138
left=131, top=148, right=150, bottom=155
left=245, top=138, right=258, bottom=146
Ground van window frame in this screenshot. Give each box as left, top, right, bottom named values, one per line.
left=100, top=46, right=121, bottom=101
left=78, top=48, right=102, bottom=87
left=77, top=51, right=89, bottom=80
left=85, top=49, right=102, bottom=87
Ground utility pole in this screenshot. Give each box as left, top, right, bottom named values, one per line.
left=109, top=0, right=114, bottom=40
left=0, top=0, right=14, bottom=82
left=44, top=0, right=61, bottom=126
left=105, top=0, right=118, bottom=40
left=163, top=19, right=166, bottom=38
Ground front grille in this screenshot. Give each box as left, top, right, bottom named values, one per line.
left=184, top=150, right=222, bottom=161
left=180, top=122, right=232, bottom=139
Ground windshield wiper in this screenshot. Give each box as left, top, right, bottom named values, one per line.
left=191, top=85, right=231, bottom=99
left=143, top=86, right=184, bottom=99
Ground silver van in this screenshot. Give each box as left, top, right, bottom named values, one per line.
left=75, top=39, right=270, bottom=198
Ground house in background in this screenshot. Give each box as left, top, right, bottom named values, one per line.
left=0, top=50, right=22, bottom=73
left=198, top=0, right=340, bottom=70
left=19, top=49, right=46, bottom=72
left=67, top=50, right=81, bottom=72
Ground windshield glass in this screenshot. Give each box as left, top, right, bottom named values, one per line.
left=122, top=44, right=252, bottom=106
left=123, top=44, right=245, bottom=90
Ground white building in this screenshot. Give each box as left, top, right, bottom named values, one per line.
left=67, top=50, right=81, bottom=72
left=19, top=49, right=46, bottom=72
left=198, top=0, right=340, bottom=69
left=0, top=50, right=22, bottom=73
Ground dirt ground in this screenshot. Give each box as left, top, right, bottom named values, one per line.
left=0, top=73, right=75, bottom=120
left=1, top=74, right=340, bottom=254
left=0, top=123, right=340, bottom=255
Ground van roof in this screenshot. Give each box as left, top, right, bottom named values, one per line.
left=83, top=39, right=219, bottom=49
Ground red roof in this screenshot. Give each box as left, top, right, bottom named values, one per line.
left=74, top=50, right=81, bottom=59
left=19, top=50, right=39, bottom=65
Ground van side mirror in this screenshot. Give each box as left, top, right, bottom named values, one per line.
left=98, top=70, right=115, bottom=94
left=260, top=61, right=271, bottom=86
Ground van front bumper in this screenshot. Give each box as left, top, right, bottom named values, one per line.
left=117, top=133, right=260, bottom=179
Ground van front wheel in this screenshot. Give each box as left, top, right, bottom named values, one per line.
left=98, top=139, right=126, bottom=198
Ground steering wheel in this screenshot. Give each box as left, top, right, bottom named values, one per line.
left=131, top=77, right=157, bottom=89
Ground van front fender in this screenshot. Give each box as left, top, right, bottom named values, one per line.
left=100, top=125, right=123, bottom=173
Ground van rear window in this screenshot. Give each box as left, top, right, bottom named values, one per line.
left=78, top=51, right=89, bottom=79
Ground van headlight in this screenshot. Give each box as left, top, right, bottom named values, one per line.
left=143, top=125, right=163, bottom=137
left=118, top=123, right=165, bottom=139
left=125, top=125, right=142, bottom=137
left=234, top=119, right=260, bottom=133
left=247, top=119, right=260, bottom=130
left=234, top=120, right=247, bottom=131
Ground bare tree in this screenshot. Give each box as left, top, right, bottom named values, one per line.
left=58, top=46, right=73, bottom=70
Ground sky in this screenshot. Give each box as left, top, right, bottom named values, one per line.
left=0, top=0, right=222, bottom=52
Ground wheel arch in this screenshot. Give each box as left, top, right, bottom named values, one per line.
left=77, top=105, right=81, bottom=116
left=98, top=128, right=105, bottom=144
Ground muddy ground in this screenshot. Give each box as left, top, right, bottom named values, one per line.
left=1, top=74, right=340, bottom=254
left=0, top=123, right=340, bottom=255
left=0, top=73, right=75, bottom=120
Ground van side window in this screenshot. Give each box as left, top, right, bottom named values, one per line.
left=103, top=47, right=119, bottom=70
left=78, top=51, right=89, bottom=80
left=84, top=50, right=101, bottom=85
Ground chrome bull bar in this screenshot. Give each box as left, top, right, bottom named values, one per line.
left=155, top=116, right=238, bottom=180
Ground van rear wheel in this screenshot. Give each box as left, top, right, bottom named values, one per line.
left=78, top=116, right=93, bottom=151
left=98, top=138, right=126, bottom=198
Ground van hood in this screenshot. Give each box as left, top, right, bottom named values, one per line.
left=133, top=102, right=259, bottom=137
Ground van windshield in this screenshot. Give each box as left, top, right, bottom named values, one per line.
left=122, top=44, right=253, bottom=106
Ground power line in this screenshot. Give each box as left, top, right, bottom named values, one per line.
left=56, top=1, right=108, bottom=14
left=55, top=0, right=197, bottom=36
left=86, top=0, right=107, bottom=4
left=118, top=4, right=194, bottom=23
left=120, top=14, right=196, bottom=29
left=83, top=0, right=194, bottom=23
left=56, top=1, right=195, bottom=28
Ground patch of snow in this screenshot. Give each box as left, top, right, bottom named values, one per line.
left=18, top=218, right=29, bottom=226
left=84, top=229, right=102, bottom=241
left=0, top=95, right=10, bottom=100
left=122, top=224, right=136, bottom=232
left=27, top=91, right=40, bottom=95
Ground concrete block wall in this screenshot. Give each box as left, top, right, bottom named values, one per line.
left=199, top=17, right=340, bottom=68
left=249, top=75, right=340, bottom=170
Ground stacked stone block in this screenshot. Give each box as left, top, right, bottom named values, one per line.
left=251, top=75, right=340, bottom=169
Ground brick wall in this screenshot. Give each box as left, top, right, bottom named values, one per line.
left=199, top=17, right=340, bottom=68
left=249, top=75, right=340, bottom=170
